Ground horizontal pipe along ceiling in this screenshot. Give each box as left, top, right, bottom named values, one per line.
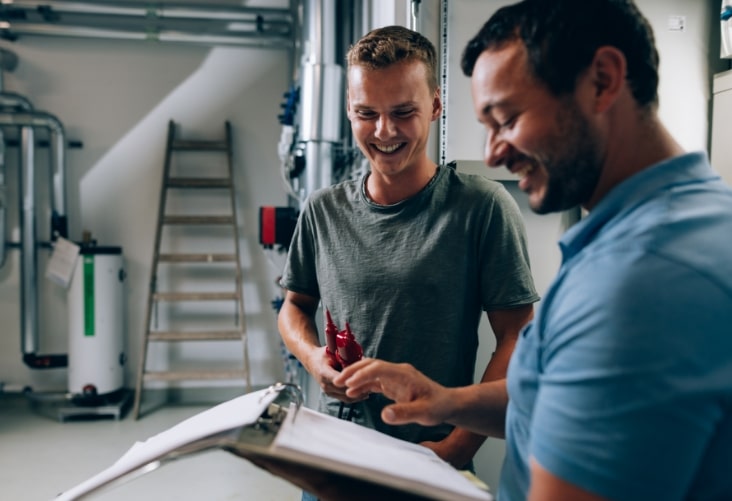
left=0, top=0, right=294, bottom=48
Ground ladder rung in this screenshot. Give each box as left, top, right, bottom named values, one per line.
left=143, top=370, right=247, bottom=382
left=172, top=139, right=228, bottom=151
left=133, top=121, right=250, bottom=420
left=166, top=177, right=232, bottom=188
left=148, top=330, right=244, bottom=341
left=158, top=253, right=237, bottom=263
left=153, top=291, right=240, bottom=301
left=163, top=215, right=234, bottom=225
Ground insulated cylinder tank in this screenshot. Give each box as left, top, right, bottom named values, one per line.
left=67, top=245, right=125, bottom=400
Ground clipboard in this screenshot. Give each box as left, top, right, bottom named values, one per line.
left=53, top=383, right=493, bottom=501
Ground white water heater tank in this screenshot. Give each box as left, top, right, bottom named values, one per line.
left=67, top=245, right=125, bottom=398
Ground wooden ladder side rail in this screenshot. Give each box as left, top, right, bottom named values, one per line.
left=224, top=121, right=252, bottom=391
left=132, top=120, right=178, bottom=420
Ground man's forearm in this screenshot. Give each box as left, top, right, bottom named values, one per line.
left=277, top=296, right=321, bottom=373
left=445, top=380, right=508, bottom=437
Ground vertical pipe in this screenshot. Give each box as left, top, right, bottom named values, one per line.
left=408, top=0, right=422, bottom=31
left=0, top=112, right=69, bottom=240
left=288, top=0, right=301, bottom=83
left=298, top=0, right=343, bottom=199
left=0, top=110, right=69, bottom=367
left=49, top=125, right=68, bottom=239
left=0, top=98, right=34, bottom=267
left=0, top=93, right=34, bottom=270
left=0, top=128, right=5, bottom=268
left=19, top=126, right=38, bottom=358
left=353, top=0, right=371, bottom=38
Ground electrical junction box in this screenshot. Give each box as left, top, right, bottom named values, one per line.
left=259, top=206, right=298, bottom=249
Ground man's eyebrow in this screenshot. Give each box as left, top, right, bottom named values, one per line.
left=352, top=101, right=417, bottom=111
left=480, top=99, right=508, bottom=116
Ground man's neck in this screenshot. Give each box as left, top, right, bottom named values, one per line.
left=585, top=113, right=684, bottom=211
left=365, top=162, right=439, bottom=206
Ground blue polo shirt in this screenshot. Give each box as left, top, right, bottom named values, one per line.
left=499, top=152, right=732, bottom=501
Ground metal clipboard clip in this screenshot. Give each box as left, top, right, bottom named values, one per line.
left=257, top=382, right=304, bottom=427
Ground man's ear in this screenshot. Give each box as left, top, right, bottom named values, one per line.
left=431, top=87, right=443, bottom=121
left=590, top=46, right=626, bottom=113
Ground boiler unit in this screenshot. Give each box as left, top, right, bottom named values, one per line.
left=67, top=244, right=126, bottom=406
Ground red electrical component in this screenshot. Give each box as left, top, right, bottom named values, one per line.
left=325, top=309, right=363, bottom=370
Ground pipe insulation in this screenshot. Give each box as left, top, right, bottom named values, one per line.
left=0, top=0, right=292, bottom=22
left=0, top=0, right=294, bottom=48
left=0, top=110, right=67, bottom=232
left=0, top=129, right=4, bottom=269
left=0, top=110, right=68, bottom=368
left=0, top=91, right=32, bottom=111
left=298, top=0, right=343, bottom=199
left=0, top=22, right=292, bottom=48
left=0, top=92, right=34, bottom=269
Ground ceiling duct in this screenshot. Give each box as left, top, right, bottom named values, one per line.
left=0, top=0, right=294, bottom=49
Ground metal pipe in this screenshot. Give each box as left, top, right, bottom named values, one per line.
left=0, top=22, right=293, bottom=49
left=0, top=110, right=67, bottom=238
left=18, top=125, right=39, bottom=363
left=0, top=92, right=33, bottom=111
left=0, top=110, right=68, bottom=368
left=409, top=0, right=422, bottom=32
left=0, top=92, right=34, bottom=269
left=1, top=0, right=292, bottom=22
left=298, top=0, right=343, bottom=198
left=0, top=0, right=294, bottom=48
left=0, top=129, right=5, bottom=268
left=49, top=121, right=66, bottom=239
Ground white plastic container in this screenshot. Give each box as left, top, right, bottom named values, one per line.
left=67, top=246, right=125, bottom=399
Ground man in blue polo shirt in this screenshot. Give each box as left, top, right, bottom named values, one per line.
left=333, top=1, right=732, bottom=500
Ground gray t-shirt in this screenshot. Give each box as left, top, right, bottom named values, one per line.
left=280, top=163, right=539, bottom=444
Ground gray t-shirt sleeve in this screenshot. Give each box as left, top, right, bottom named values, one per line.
left=473, top=177, right=539, bottom=310
left=279, top=195, right=321, bottom=298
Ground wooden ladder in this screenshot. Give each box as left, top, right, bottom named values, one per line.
left=132, top=120, right=251, bottom=419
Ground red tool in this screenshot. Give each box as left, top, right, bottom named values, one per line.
left=325, top=309, right=363, bottom=370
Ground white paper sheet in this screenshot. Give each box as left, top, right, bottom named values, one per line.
left=45, top=237, right=80, bottom=288
left=54, top=388, right=278, bottom=501
left=272, top=406, right=493, bottom=501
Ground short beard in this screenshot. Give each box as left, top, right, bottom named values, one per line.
left=533, top=100, right=603, bottom=214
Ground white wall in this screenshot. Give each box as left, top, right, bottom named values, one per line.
left=0, top=33, right=292, bottom=392
left=643, top=0, right=716, bottom=152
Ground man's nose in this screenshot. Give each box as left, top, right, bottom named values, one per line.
left=375, top=116, right=396, bottom=139
left=485, top=134, right=510, bottom=167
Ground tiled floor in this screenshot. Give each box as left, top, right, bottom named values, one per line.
left=0, top=391, right=300, bottom=501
